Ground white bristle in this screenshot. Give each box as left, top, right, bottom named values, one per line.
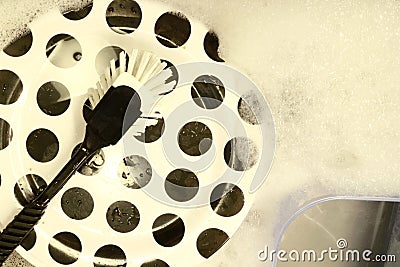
left=95, top=81, right=104, bottom=97
left=88, top=87, right=100, bottom=108
left=128, top=49, right=138, bottom=75
left=105, top=66, right=112, bottom=87
left=99, top=75, right=108, bottom=94
left=130, top=117, right=159, bottom=136
left=141, top=56, right=159, bottom=82
left=110, top=58, right=117, bottom=82
left=119, top=51, right=127, bottom=73
left=141, top=113, right=163, bottom=121
left=87, top=48, right=173, bottom=137
left=149, top=62, right=168, bottom=79
left=136, top=51, right=151, bottom=80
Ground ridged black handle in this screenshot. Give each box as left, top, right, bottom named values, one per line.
left=0, top=202, right=46, bottom=263
left=0, top=147, right=90, bottom=265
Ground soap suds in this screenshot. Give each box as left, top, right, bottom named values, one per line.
left=0, top=0, right=91, bottom=49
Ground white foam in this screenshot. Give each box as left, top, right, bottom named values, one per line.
left=0, top=0, right=91, bottom=49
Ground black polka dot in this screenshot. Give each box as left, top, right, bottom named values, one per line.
left=61, top=187, right=94, bottom=220
left=165, top=169, right=199, bottom=202
left=14, top=174, right=47, bottom=206
left=46, top=34, right=82, bottom=68
left=152, top=214, right=185, bottom=247
left=224, top=137, right=258, bottom=171
left=210, top=183, right=244, bottom=217
left=0, top=118, right=12, bottom=150
left=37, top=81, right=70, bottom=116
left=204, top=31, right=224, bottom=62
left=26, top=128, right=59, bottom=162
left=155, top=12, right=191, bottom=48
left=135, top=117, right=165, bottom=143
left=191, top=75, right=225, bottom=109
left=178, top=121, right=212, bottom=156
left=141, top=259, right=169, bottom=267
left=94, top=245, right=127, bottom=267
left=106, top=0, right=142, bottom=34
left=3, top=30, right=33, bottom=57
left=48, top=232, right=82, bottom=265
left=161, top=59, right=179, bottom=92
left=62, top=3, right=93, bottom=20
left=238, top=93, right=266, bottom=125
left=21, top=229, right=36, bottom=251
left=197, top=228, right=229, bottom=258
left=106, top=201, right=140, bottom=233
left=119, top=155, right=152, bottom=189
left=0, top=70, right=23, bottom=105
left=72, top=143, right=105, bottom=176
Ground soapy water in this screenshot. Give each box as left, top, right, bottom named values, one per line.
left=1, top=0, right=400, bottom=266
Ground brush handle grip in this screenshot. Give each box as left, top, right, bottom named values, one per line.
left=0, top=147, right=91, bottom=265
left=36, top=147, right=91, bottom=206
left=0, top=202, right=46, bottom=264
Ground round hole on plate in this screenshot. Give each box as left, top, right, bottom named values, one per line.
left=72, top=143, right=105, bottom=176
left=118, top=155, right=152, bottom=189
left=26, top=128, right=59, bottom=162
left=46, top=34, right=82, bottom=68
left=37, top=81, right=70, bottom=116
left=0, top=70, right=23, bottom=105
left=210, top=183, right=244, bottom=217
left=224, top=137, right=258, bottom=171
left=48, top=232, right=82, bottom=265
left=135, top=117, right=165, bottom=143
left=14, top=174, right=47, bottom=206
left=95, top=46, right=124, bottom=75
left=21, top=229, right=37, bottom=251
left=152, top=213, right=185, bottom=247
left=161, top=59, right=179, bottom=92
left=197, top=228, right=229, bottom=258
left=141, top=259, right=169, bottom=267
left=165, top=169, right=199, bottom=202
left=238, top=93, right=266, bottom=125
left=94, top=244, right=127, bottom=267
left=191, top=75, right=225, bottom=110
left=0, top=118, right=13, bottom=150
left=155, top=12, right=191, bottom=48
left=178, top=121, right=213, bottom=156
left=106, top=0, right=142, bottom=34
left=61, top=187, right=94, bottom=220
left=3, top=30, right=33, bottom=57
left=204, top=31, right=224, bottom=62
left=106, top=201, right=140, bottom=233
left=62, top=3, right=93, bottom=20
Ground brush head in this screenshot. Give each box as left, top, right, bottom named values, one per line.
left=87, top=49, right=175, bottom=136
left=84, top=85, right=142, bottom=151
left=88, top=49, right=173, bottom=109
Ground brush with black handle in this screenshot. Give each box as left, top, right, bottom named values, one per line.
left=0, top=49, right=173, bottom=264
